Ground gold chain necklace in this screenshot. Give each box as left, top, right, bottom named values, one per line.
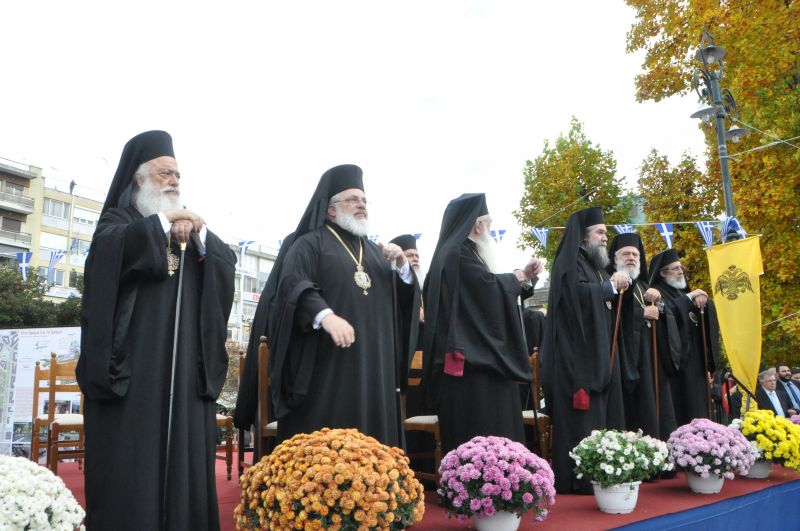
left=326, top=225, right=371, bottom=295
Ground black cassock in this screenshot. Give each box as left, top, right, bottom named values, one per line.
left=424, top=240, right=531, bottom=455
left=652, top=282, right=720, bottom=426
left=541, top=251, right=625, bottom=494
left=616, top=279, right=680, bottom=441
left=268, top=225, right=416, bottom=446
left=77, top=207, right=235, bottom=531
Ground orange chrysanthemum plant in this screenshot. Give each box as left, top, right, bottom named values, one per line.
left=235, top=428, right=425, bottom=530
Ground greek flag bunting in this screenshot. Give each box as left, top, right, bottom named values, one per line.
left=656, top=223, right=674, bottom=249
left=69, top=238, right=79, bottom=253
left=612, top=224, right=634, bottom=234
left=413, top=233, right=422, bottom=240
left=368, top=234, right=380, bottom=243
left=721, top=217, right=747, bottom=243
left=530, top=227, right=548, bottom=248
left=48, top=250, right=65, bottom=280
left=238, top=240, right=256, bottom=255
left=16, top=252, right=32, bottom=281
left=490, top=229, right=506, bottom=244
left=695, top=221, right=716, bottom=248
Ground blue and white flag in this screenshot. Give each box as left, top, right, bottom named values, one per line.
left=238, top=240, right=256, bottom=255
left=490, top=229, right=506, bottom=244
left=612, top=224, right=634, bottom=234
left=695, top=221, right=716, bottom=248
left=16, top=252, right=32, bottom=281
left=368, top=234, right=380, bottom=244
left=530, top=227, right=548, bottom=248
left=48, top=249, right=65, bottom=281
left=656, top=223, right=674, bottom=249
left=721, top=217, right=747, bottom=243
left=413, top=233, right=422, bottom=241
left=69, top=238, right=78, bottom=253
left=277, top=239, right=284, bottom=248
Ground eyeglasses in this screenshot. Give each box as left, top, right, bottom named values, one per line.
left=156, top=168, right=181, bottom=180
left=332, top=196, right=368, bottom=206
left=662, top=265, right=685, bottom=273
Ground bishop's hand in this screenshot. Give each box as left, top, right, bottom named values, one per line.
left=644, top=288, right=661, bottom=303
left=688, top=289, right=708, bottom=309
left=321, top=313, right=355, bottom=349
left=643, top=305, right=660, bottom=320
left=164, top=208, right=205, bottom=232
left=610, top=271, right=631, bottom=292
left=378, top=242, right=407, bottom=269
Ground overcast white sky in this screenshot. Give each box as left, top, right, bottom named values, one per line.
left=1, top=1, right=705, bottom=275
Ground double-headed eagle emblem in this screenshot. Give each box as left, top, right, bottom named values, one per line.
left=714, top=264, right=754, bottom=301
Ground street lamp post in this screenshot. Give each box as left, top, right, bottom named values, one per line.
left=690, top=30, right=749, bottom=223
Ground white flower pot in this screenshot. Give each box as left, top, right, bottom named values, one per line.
left=474, top=510, right=521, bottom=531
left=591, top=481, right=641, bottom=514
left=742, top=459, right=773, bottom=479
left=686, top=472, right=724, bottom=494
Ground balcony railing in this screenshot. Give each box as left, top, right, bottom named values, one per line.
left=0, top=190, right=35, bottom=209
left=0, top=228, right=31, bottom=245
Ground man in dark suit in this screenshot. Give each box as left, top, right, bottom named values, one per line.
left=776, top=364, right=800, bottom=414
left=755, top=369, right=793, bottom=417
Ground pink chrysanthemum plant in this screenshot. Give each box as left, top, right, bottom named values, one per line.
left=667, top=418, right=756, bottom=479
left=437, top=436, right=556, bottom=524
left=570, top=429, right=673, bottom=488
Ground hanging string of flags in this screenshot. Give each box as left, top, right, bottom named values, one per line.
left=528, top=217, right=747, bottom=250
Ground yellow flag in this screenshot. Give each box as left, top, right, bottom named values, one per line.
left=706, top=237, right=763, bottom=404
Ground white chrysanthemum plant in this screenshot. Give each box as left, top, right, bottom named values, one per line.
left=570, top=429, right=673, bottom=488
left=0, top=455, right=85, bottom=530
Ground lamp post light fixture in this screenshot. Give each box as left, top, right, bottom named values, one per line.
left=690, top=29, right=749, bottom=220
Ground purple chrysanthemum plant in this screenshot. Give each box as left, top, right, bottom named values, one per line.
left=667, top=418, right=756, bottom=480
left=437, top=436, right=555, bottom=523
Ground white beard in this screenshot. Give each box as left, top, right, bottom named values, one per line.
left=134, top=177, right=182, bottom=217
left=332, top=205, right=369, bottom=237
left=615, top=261, right=641, bottom=280
left=664, top=276, right=687, bottom=290
left=474, top=230, right=500, bottom=273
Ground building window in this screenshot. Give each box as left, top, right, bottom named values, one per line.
left=43, top=198, right=70, bottom=219
left=243, top=276, right=259, bottom=293
left=38, top=267, right=65, bottom=286
left=2, top=181, right=24, bottom=196
left=1, top=217, right=21, bottom=232
left=69, top=271, right=84, bottom=290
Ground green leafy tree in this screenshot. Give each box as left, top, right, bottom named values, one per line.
left=637, top=150, right=720, bottom=291
left=0, top=266, right=82, bottom=328
left=515, top=117, right=634, bottom=269
left=626, top=0, right=800, bottom=365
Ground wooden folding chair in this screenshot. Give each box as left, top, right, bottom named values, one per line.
left=402, top=350, right=443, bottom=484
left=522, top=349, right=552, bottom=460
left=40, top=353, right=85, bottom=474
left=255, top=336, right=277, bottom=459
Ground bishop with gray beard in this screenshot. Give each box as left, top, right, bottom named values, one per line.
left=607, top=233, right=678, bottom=449
left=540, top=206, right=631, bottom=494
left=648, top=248, right=721, bottom=426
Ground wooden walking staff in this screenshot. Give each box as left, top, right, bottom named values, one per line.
left=609, top=290, right=625, bottom=371
left=651, top=305, right=660, bottom=424
left=162, top=241, right=187, bottom=530
left=699, top=307, right=713, bottom=420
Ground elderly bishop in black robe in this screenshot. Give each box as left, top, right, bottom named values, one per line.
left=421, top=193, right=541, bottom=454
left=649, top=248, right=721, bottom=426
left=540, top=206, right=627, bottom=494
left=77, top=131, right=236, bottom=530
left=239, top=164, right=418, bottom=448
left=607, top=233, right=679, bottom=443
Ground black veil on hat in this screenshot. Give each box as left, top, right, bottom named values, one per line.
left=420, top=193, right=488, bottom=405
left=607, top=232, right=649, bottom=281
left=294, top=164, right=364, bottom=237
left=648, top=248, right=680, bottom=286
left=102, top=130, right=175, bottom=213
left=389, top=234, right=418, bottom=251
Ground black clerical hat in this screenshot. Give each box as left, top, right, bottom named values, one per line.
left=607, top=232, right=649, bottom=281
left=390, top=234, right=418, bottom=251
left=294, top=164, right=364, bottom=236
left=102, top=130, right=175, bottom=213
left=648, top=248, right=680, bottom=285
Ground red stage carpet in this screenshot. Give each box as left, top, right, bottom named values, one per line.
left=58, top=460, right=800, bottom=530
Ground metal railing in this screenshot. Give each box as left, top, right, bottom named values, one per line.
left=0, top=190, right=35, bottom=209
left=0, top=228, right=32, bottom=244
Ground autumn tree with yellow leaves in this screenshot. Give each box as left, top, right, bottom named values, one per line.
left=626, top=0, right=800, bottom=365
